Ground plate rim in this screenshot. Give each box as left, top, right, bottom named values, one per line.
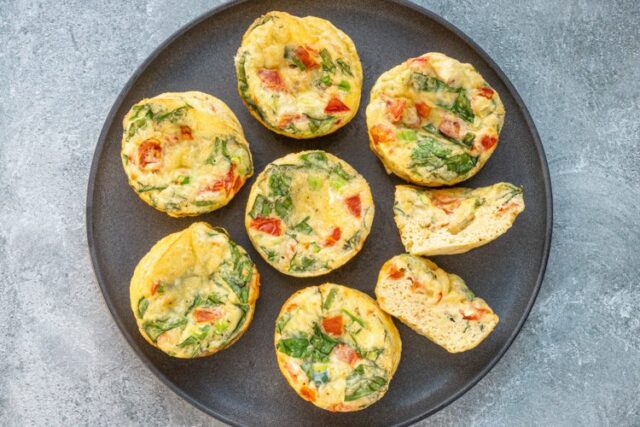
left=85, top=1, right=553, bottom=425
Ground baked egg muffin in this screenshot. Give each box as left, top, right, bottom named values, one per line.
left=366, top=52, right=505, bottom=186
left=394, top=182, right=524, bottom=256
left=275, top=284, right=401, bottom=411
left=235, top=11, right=363, bottom=138
left=129, top=222, right=260, bottom=358
left=376, top=254, right=498, bottom=353
left=121, top=91, right=253, bottom=217
left=245, top=151, right=374, bottom=277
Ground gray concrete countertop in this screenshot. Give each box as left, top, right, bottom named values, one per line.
left=1, top=0, right=638, bottom=425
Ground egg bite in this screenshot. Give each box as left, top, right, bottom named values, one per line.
left=121, top=91, right=253, bottom=217
left=394, top=182, right=524, bottom=256
left=245, top=151, right=374, bottom=277
left=366, top=52, right=505, bottom=186
left=129, top=222, right=260, bottom=358
left=235, top=11, right=363, bottom=138
left=376, top=254, right=498, bottom=353
left=275, top=284, right=401, bottom=411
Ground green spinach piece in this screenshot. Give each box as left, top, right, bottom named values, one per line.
left=249, top=194, right=273, bottom=218
left=155, top=105, right=190, bottom=123
left=449, top=89, right=475, bottom=123
left=292, top=216, right=313, bottom=234
left=277, top=337, right=309, bottom=358
left=268, top=171, right=291, bottom=198
left=320, top=48, right=336, bottom=73
left=445, top=153, right=478, bottom=175
left=290, top=253, right=315, bottom=272
left=323, top=287, right=337, bottom=311
left=137, top=297, right=149, bottom=318
left=411, top=72, right=457, bottom=92
left=275, top=195, right=293, bottom=219
left=300, top=151, right=328, bottom=167
left=342, top=309, right=365, bottom=327
left=137, top=184, right=168, bottom=193
left=276, top=312, right=292, bottom=334
left=344, top=364, right=388, bottom=401
left=338, top=80, right=350, bottom=92
left=284, top=46, right=306, bottom=70
left=336, top=58, right=353, bottom=76
left=411, top=137, right=451, bottom=169
left=143, top=318, right=187, bottom=342
left=178, top=325, right=211, bottom=348
left=306, top=114, right=335, bottom=134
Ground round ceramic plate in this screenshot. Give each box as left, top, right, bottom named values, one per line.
left=86, top=1, right=552, bottom=425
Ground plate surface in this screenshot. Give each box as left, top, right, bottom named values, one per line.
left=87, top=1, right=552, bottom=425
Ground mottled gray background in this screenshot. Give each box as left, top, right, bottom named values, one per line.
left=1, top=0, right=638, bottom=425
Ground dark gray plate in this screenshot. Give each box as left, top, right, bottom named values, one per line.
left=87, top=1, right=552, bottom=425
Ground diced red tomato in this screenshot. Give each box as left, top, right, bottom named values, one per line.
left=478, top=87, right=495, bottom=99
left=385, top=98, right=405, bottom=123
left=438, top=119, right=461, bottom=139
left=387, top=264, right=405, bottom=280
left=258, top=69, right=287, bottom=91
left=138, top=139, right=162, bottom=170
left=480, top=134, right=497, bottom=150
left=344, top=194, right=361, bottom=218
left=250, top=217, right=283, bottom=236
left=324, top=97, right=350, bottom=113
left=201, top=163, right=237, bottom=195
left=324, top=227, right=342, bottom=246
left=150, top=280, right=160, bottom=295
left=194, top=307, right=223, bottom=323
left=294, top=45, right=319, bottom=69
left=278, top=113, right=303, bottom=129
left=300, top=386, right=316, bottom=402
left=460, top=305, right=490, bottom=320
left=180, top=125, right=193, bottom=140
left=431, top=193, right=461, bottom=214
left=322, top=315, right=344, bottom=336
left=370, top=124, right=394, bottom=145
left=410, top=278, right=424, bottom=293
left=408, top=56, right=429, bottom=67
left=333, top=343, right=360, bottom=365
left=328, top=403, right=351, bottom=412
left=286, top=303, right=298, bottom=312
left=415, top=102, right=432, bottom=118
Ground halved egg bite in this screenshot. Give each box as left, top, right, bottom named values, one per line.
left=376, top=254, right=498, bottom=353
left=394, top=182, right=524, bottom=256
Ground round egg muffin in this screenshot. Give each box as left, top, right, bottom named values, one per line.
left=376, top=254, right=498, bottom=353
left=366, top=52, right=505, bottom=186
left=235, top=11, right=363, bottom=138
left=275, top=284, right=401, bottom=412
left=245, top=151, right=374, bottom=277
left=130, top=222, right=260, bottom=358
left=121, top=91, right=253, bottom=217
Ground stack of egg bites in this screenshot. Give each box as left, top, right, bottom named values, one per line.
left=122, top=11, right=525, bottom=412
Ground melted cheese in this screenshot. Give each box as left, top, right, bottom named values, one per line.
left=274, top=284, right=401, bottom=411
left=366, top=52, right=505, bottom=186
